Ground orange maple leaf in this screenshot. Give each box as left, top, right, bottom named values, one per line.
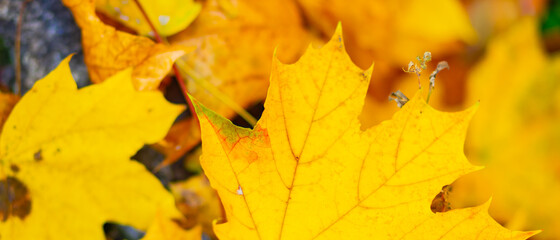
left=62, top=0, right=189, bottom=90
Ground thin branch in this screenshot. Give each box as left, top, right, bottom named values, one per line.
left=15, top=0, right=32, bottom=96
left=132, top=0, right=198, bottom=119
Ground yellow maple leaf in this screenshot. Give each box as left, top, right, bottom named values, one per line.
left=62, top=0, right=190, bottom=90
left=190, top=26, right=538, bottom=239
left=0, top=56, right=184, bottom=239
left=450, top=17, right=560, bottom=239
left=96, top=0, right=201, bottom=37
left=152, top=0, right=308, bottom=166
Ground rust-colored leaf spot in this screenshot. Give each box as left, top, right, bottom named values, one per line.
left=10, top=164, right=20, bottom=173
left=431, top=185, right=452, bottom=213
left=0, top=177, right=32, bottom=222
left=33, top=150, right=42, bottom=162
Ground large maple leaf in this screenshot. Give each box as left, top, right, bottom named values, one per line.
left=0, top=56, right=184, bottom=239
left=191, top=26, right=539, bottom=239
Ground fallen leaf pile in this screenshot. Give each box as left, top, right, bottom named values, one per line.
left=0, top=0, right=557, bottom=239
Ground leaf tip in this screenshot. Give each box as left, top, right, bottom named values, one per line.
left=335, top=21, right=343, bottom=37
left=463, top=100, right=480, bottom=122
left=524, top=230, right=543, bottom=238
left=187, top=94, right=219, bottom=127
left=56, top=53, right=76, bottom=80
left=272, top=46, right=280, bottom=63
left=187, top=93, right=203, bottom=116
left=482, top=196, right=493, bottom=210
left=30, top=54, right=79, bottom=91
left=331, top=22, right=345, bottom=49
left=106, top=67, right=134, bottom=87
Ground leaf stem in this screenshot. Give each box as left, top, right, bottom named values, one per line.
left=132, top=0, right=162, bottom=43
left=15, top=0, right=31, bottom=96
left=132, top=0, right=198, bottom=120
left=426, top=88, right=433, bottom=103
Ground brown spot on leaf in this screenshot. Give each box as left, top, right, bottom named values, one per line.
left=34, top=149, right=42, bottom=161
left=10, top=164, right=20, bottom=173
left=0, top=177, right=32, bottom=221
left=431, top=185, right=452, bottom=213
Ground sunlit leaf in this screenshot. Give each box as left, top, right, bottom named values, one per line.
left=0, top=56, right=184, bottom=239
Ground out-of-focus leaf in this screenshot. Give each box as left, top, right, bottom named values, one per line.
left=296, top=0, right=476, bottom=68
left=450, top=17, right=560, bottom=239
left=153, top=0, right=308, bottom=167
left=62, top=0, right=190, bottom=90
left=151, top=118, right=201, bottom=172
left=142, top=210, right=202, bottom=240
left=96, top=0, right=201, bottom=37
left=466, top=0, right=546, bottom=44
left=170, top=0, right=307, bottom=119
left=171, top=175, right=222, bottom=238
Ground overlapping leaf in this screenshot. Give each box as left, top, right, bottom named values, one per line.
left=152, top=0, right=308, bottom=165
left=96, top=0, right=201, bottom=36
left=142, top=210, right=202, bottom=240
left=296, top=0, right=476, bottom=68
left=0, top=57, right=184, bottom=240
left=450, top=17, right=560, bottom=239
left=62, top=0, right=189, bottom=90
left=192, top=26, right=537, bottom=239
left=171, top=175, right=222, bottom=237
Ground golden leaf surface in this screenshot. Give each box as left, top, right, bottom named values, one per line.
left=192, top=27, right=538, bottom=239
left=0, top=56, right=184, bottom=240
left=96, top=0, right=201, bottom=36
left=62, top=0, right=189, bottom=90
left=152, top=0, right=308, bottom=166
left=450, top=17, right=560, bottom=239
left=170, top=0, right=308, bottom=119
left=142, top=210, right=202, bottom=240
